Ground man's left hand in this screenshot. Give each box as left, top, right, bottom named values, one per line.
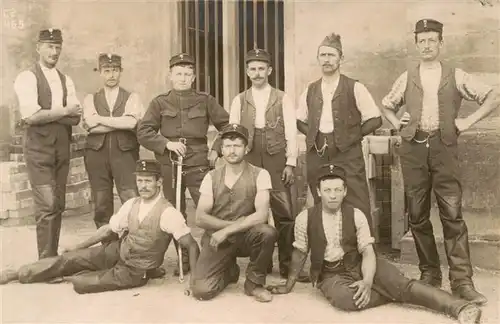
left=281, top=166, right=295, bottom=187
left=349, top=280, right=372, bottom=309
left=455, top=117, right=472, bottom=134
left=208, top=150, right=219, bottom=168
left=209, top=229, right=229, bottom=249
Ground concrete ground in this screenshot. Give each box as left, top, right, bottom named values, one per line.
left=1, top=205, right=499, bottom=324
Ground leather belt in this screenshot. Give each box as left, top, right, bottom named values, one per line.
left=413, top=129, right=439, bottom=145
left=322, top=259, right=344, bottom=273
left=168, top=137, right=207, bottom=145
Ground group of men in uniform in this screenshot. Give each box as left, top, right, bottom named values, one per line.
left=1, top=16, right=498, bottom=324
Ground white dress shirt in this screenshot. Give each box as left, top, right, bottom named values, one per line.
left=13, top=63, right=80, bottom=119
left=229, top=84, right=298, bottom=166
left=297, top=77, right=381, bottom=133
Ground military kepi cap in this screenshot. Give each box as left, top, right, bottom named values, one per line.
left=414, top=19, right=443, bottom=34
left=38, top=28, right=63, bottom=44
left=316, top=164, right=346, bottom=184
left=94, top=53, right=122, bottom=71
left=170, top=53, right=195, bottom=68
left=221, top=123, right=249, bottom=143
left=245, top=48, right=271, bottom=64
left=135, top=159, right=161, bottom=175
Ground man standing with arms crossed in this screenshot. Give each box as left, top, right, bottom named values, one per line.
left=228, top=48, right=307, bottom=281
left=82, top=53, right=143, bottom=236
left=382, top=19, right=499, bottom=304
left=13, top=28, right=82, bottom=259
left=296, top=33, right=382, bottom=225
left=138, top=53, right=229, bottom=276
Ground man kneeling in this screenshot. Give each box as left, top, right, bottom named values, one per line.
left=191, top=124, right=277, bottom=302
left=0, top=159, right=200, bottom=294
left=267, top=164, right=481, bottom=324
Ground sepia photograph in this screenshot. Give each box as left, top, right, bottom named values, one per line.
left=0, top=0, right=499, bottom=323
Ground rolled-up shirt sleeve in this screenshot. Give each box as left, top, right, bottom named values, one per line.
left=198, top=173, right=213, bottom=200
left=229, top=95, right=242, bottom=124
left=160, top=207, right=191, bottom=240
left=382, top=72, right=407, bottom=112
left=292, top=210, right=309, bottom=253
left=123, top=92, right=145, bottom=121
left=65, top=75, right=80, bottom=108
left=354, top=83, right=382, bottom=123
left=455, top=68, right=493, bottom=105
left=353, top=208, right=375, bottom=253
left=13, top=71, right=42, bottom=120
left=296, top=88, right=309, bottom=123
left=109, top=198, right=137, bottom=236
left=256, top=169, right=273, bottom=191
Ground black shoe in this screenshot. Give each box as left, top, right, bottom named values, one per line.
left=146, top=267, right=166, bottom=279
left=419, top=272, right=442, bottom=288
left=457, top=304, right=482, bottom=324
left=453, top=285, right=488, bottom=306
left=0, top=269, right=18, bottom=285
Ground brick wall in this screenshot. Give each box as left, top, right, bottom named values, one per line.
left=0, top=133, right=91, bottom=225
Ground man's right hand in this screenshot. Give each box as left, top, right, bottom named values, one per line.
left=66, top=104, right=82, bottom=117
left=266, top=284, right=291, bottom=295
left=166, top=141, right=187, bottom=157
left=398, top=112, right=411, bottom=130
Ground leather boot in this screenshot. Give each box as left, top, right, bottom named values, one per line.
left=453, top=285, right=488, bottom=306
left=403, top=281, right=481, bottom=324
left=419, top=271, right=443, bottom=288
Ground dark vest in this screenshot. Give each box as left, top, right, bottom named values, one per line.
left=120, top=197, right=173, bottom=270
left=307, top=203, right=361, bottom=283
left=238, top=87, right=286, bottom=155
left=210, top=161, right=260, bottom=223
left=401, top=63, right=463, bottom=145
left=305, top=75, right=362, bottom=152
left=85, top=87, right=139, bottom=151
left=24, top=64, right=70, bottom=142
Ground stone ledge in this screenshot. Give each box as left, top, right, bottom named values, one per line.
left=400, top=231, right=500, bottom=271
left=0, top=204, right=92, bottom=227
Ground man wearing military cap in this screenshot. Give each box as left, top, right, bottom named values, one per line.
left=0, top=159, right=201, bottom=294
left=191, top=123, right=277, bottom=302
left=82, top=53, right=144, bottom=237
left=382, top=18, right=499, bottom=304
left=266, top=164, right=482, bottom=324
left=13, top=28, right=82, bottom=259
left=227, top=48, right=307, bottom=281
left=137, top=53, right=229, bottom=276
left=296, top=33, right=382, bottom=229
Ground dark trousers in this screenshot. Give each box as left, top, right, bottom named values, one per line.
left=400, top=134, right=472, bottom=289
left=191, top=224, right=278, bottom=300
left=245, top=129, right=295, bottom=273
left=24, top=126, right=70, bottom=259
left=318, top=257, right=467, bottom=317
left=17, top=240, right=148, bottom=294
left=161, top=162, right=209, bottom=267
left=307, top=133, right=371, bottom=225
left=84, top=145, right=139, bottom=229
